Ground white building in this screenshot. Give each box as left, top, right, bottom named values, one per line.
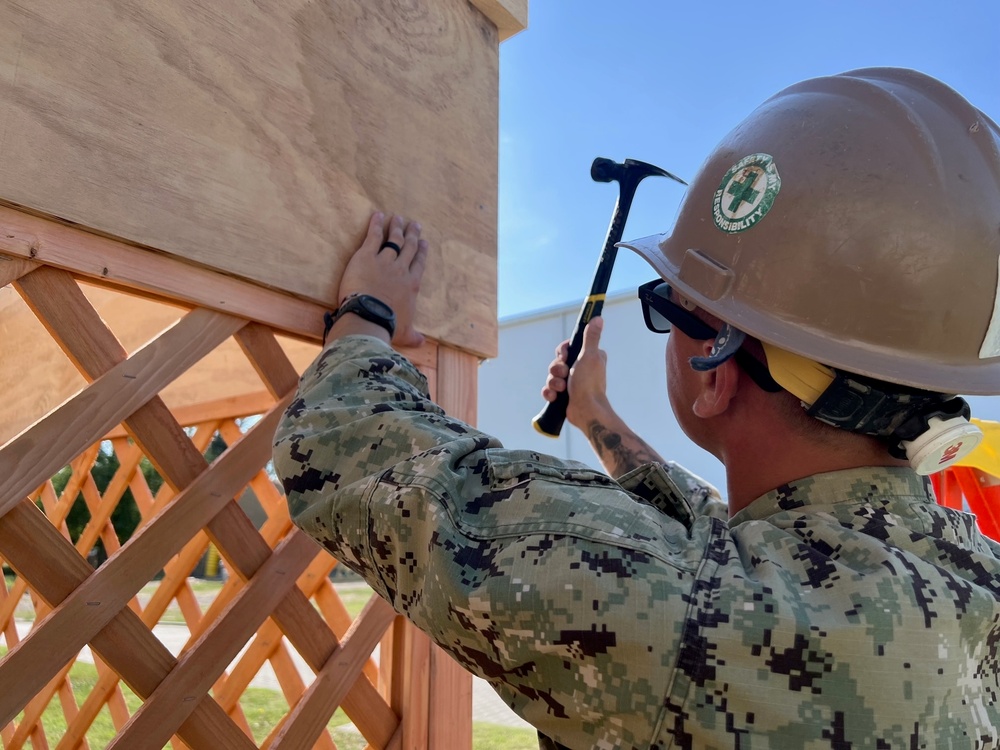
left=477, top=288, right=728, bottom=493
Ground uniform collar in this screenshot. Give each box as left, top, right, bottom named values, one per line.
left=731, top=466, right=936, bottom=526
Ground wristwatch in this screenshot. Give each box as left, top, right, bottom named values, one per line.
left=323, top=294, right=396, bottom=342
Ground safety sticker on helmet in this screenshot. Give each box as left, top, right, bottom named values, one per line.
left=712, top=153, right=781, bottom=234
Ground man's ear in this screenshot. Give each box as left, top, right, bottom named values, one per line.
left=692, top=344, right=740, bottom=419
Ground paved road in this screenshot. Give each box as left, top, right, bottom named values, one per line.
left=13, top=618, right=533, bottom=731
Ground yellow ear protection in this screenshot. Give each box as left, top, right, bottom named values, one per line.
left=759, top=343, right=836, bottom=405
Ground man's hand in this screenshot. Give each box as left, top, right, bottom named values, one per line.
left=542, top=317, right=611, bottom=431
left=542, top=317, right=665, bottom=477
left=331, top=212, right=429, bottom=348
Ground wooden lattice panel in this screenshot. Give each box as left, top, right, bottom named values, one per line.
left=0, top=249, right=476, bottom=749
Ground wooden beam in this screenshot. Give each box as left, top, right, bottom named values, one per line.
left=426, top=344, right=479, bottom=750
left=0, top=401, right=290, bottom=712
left=102, top=391, right=277, bottom=438
left=401, top=627, right=432, bottom=750
left=235, top=323, right=302, bottom=398
left=0, top=501, right=256, bottom=748
left=106, top=532, right=319, bottom=750
left=0, top=303, right=244, bottom=518
left=269, top=595, right=397, bottom=750
left=0, top=253, right=39, bottom=287
left=16, top=265, right=129, bottom=369
left=436, top=345, right=479, bottom=426
left=0, top=205, right=324, bottom=341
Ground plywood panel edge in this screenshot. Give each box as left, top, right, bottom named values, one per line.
left=468, top=0, right=528, bottom=40
left=0, top=206, right=496, bottom=359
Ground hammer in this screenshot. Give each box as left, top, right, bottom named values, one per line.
left=532, top=157, right=686, bottom=437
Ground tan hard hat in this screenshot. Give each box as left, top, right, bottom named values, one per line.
left=622, top=68, right=1000, bottom=395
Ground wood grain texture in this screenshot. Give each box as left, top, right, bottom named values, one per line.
left=107, top=532, right=318, bottom=750
left=426, top=345, right=478, bottom=749
left=0, top=222, right=442, bottom=445
left=429, top=645, right=474, bottom=749
left=0, top=204, right=325, bottom=339
left=400, top=626, right=432, bottom=750
left=436, top=345, right=479, bottom=427
left=0, top=253, right=38, bottom=287
left=0, top=403, right=289, bottom=710
left=235, top=323, right=302, bottom=399
left=0, top=0, right=499, bottom=356
left=0, top=306, right=243, bottom=518
left=269, top=595, right=397, bottom=750
left=0, top=501, right=256, bottom=749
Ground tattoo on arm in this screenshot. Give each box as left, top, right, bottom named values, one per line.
left=586, top=420, right=662, bottom=477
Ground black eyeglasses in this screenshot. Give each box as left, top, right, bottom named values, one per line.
left=637, top=279, right=782, bottom=393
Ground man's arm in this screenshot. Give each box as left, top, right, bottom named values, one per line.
left=273, top=213, right=717, bottom=748
left=542, top=317, right=666, bottom=477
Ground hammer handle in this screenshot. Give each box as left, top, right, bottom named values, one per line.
left=532, top=188, right=635, bottom=437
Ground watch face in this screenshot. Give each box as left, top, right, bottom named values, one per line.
left=359, top=296, right=393, bottom=318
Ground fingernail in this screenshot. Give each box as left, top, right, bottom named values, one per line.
left=374, top=211, right=384, bottom=221
left=413, top=222, right=422, bottom=232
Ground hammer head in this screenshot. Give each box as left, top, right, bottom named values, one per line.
left=591, top=156, right=687, bottom=187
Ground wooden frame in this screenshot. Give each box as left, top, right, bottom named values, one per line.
left=0, top=2, right=526, bottom=745
left=0, top=208, right=481, bottom=749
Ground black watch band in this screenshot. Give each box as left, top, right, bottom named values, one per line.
left=323, top=294, right=396, bottom=342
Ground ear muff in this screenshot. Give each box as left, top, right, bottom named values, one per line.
left=760, top=342, right=835, bottom=405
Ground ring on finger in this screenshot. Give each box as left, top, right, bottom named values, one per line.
left=379, top=241, right=402, bottom=256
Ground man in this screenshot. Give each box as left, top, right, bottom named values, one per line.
left=274, top=68, right=1000, bottom=749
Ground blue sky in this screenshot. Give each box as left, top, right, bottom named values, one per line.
left=497, top=1, right=1000, bottom=318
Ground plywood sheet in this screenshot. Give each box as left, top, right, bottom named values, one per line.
left=0, top=0, right=499, bottom=357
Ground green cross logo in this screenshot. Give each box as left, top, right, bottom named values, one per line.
left=726, top=169, right=762, bottom=213
left=712, top=154, right=781, bottom=234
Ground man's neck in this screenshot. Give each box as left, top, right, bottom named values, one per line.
left=721, top=436, right=909, bottom=518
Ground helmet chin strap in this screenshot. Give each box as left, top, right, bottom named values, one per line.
left=800, top=368, right=982, bottom=475
left=758, top=341, right=983, bottom=474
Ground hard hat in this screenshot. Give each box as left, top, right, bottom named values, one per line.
left=621, top=68, right=1000, bottom=396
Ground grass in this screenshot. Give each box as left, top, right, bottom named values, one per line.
left=0, top=578, right=541, bottom=749
left=0, top=651, right=539, bottom=749
left=0, top=652, right=372, bottom=748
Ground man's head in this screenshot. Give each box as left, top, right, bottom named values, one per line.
left=640, top=280, right=895, bottom=468
left=622, top=68, right=1000, bottom=473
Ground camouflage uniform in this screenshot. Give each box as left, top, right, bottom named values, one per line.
left=273, top=337, right=1000, bottom=750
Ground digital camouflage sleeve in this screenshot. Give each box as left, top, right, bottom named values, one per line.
left=273, top=336, right=1000, bottom=750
